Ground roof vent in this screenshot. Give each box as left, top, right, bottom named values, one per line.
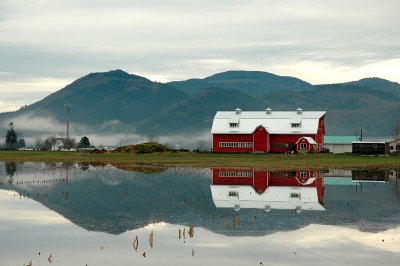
left=296, top=107, right=303, bottom=114
left=235, top=107, right=241, bottom=115
left=266, top=107, right=272, bottom=114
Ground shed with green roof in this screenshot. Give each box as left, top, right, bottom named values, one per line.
left=324, top=136, right=358, bottom=153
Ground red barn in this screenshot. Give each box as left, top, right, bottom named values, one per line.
left=211, top=107, right=326, bottom=153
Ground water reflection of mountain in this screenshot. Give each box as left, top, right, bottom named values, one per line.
left=0, top=163, right=399, bottom=236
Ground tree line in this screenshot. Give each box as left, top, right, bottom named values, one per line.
left=2, top=121, right=91, bottom=150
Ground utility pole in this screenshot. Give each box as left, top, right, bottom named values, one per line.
left=359, top=129, right=365, bottom=141
left=397, top=121, right=399, bottom=152
left=64, top=104, right=71, bottom=139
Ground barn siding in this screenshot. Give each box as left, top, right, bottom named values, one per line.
left=269, top=134, right=315, bottom=153
left=315, top=117, right=325, bottom=148
left=213, top=134, right=253, bottom=152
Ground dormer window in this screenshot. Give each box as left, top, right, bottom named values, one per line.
left=290, top=193, right=301, bottom=198
left=291, top=123, right=300, bottom=128
left=290, top=117, right=302, bottom=128
left=229, top=116, right=240, bottom=128
left=229, top=191, right=239, bottom=197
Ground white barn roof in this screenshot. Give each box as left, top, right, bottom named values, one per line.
left=211, top=109, right=326, bottom=134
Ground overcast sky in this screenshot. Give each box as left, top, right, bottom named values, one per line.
left=1, top=0, right=399, bottom=112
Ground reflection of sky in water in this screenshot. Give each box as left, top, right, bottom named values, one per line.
left=0, top=163, right=400, bottom=265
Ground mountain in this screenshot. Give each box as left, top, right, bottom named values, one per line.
left=26, top=69, right=188, bottom=125
left=168, top=70, right=314, bottom=95
left=260, top=83, right=400, bottom=135
left=0, top=70, right=189, bottom=135
left=349, top=77, right=400, bottom=97
left=140, top=88, right=264, bottom=134
left=0, top=69, right=399, bottom=141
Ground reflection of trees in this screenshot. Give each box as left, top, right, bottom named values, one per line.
left=78, top=162, right=90, bottom=171
left=396, top=171, right=400, bottom=198
left=61, top=162, right=75, bottom=169
left=5, top=162, right=17, bottom=184
left=44, top=162, right=58, bottom=169
left=5, top=162, right=17, bottom=177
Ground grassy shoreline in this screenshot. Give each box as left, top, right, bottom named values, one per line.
left=0, top=150, right=399, bottom=171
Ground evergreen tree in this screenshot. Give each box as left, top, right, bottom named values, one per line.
left=18, top=138, right=26, bottom=148
left=5, top=122, right=18, bottom=149
left=79, top=136, right=91, bottom=148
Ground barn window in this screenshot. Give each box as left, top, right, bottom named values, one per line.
left=291, top=123, right=300, bottom=128
left=290, top=193, right=301, bottom=198
left=275, top=143, right=288, bottom=148
left=229, top=191, right=239, bottom=197
left=300, top=143, right=307, bottom=150
left=300, top=172, right=307, bottom=178
left=219, top=142, right=253, bottom=148
left=229, top=123, right=239, bottom=127
left=275, top=172, right=289, bottom=177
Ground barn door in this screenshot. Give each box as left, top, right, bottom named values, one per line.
left=253, top=126, right=269, bottom=152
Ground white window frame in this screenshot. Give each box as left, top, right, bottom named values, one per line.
left=219, top=142, right=253, bottom=148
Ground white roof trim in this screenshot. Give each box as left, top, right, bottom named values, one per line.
left=296, top=137, right=317, bottom=145
left=352, top=141, right=386, bottom=144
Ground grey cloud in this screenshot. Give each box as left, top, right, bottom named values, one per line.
left=0, top=0, right=399, bottom=112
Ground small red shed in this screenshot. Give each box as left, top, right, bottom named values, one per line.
left=296, top=136, right=319, bottom=152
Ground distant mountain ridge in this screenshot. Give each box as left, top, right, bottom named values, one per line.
left=349, top=77, right=400, bottom=97
left=0, top=69, right=399, bottom=139
left=168, top=70, right=314, bottom=95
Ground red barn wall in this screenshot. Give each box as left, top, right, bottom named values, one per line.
left=213, top=134, right=253, bottom=152
left=315, top=116, right=325, bottom=149
left=269, top=134, right=315, bottom=153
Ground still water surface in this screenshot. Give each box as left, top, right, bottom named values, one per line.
left=0, top=162, right=399, bottom=265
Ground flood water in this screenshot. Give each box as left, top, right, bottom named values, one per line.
left=1, top=162, right=400, bottom=265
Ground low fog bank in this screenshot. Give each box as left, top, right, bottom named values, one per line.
left=0, top=113, right=212, bottom=150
